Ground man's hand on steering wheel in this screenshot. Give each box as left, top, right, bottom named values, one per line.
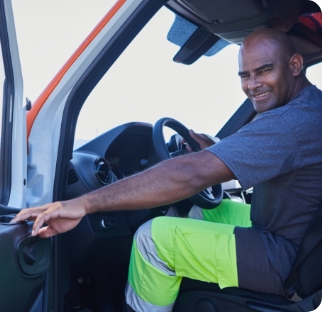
left=181, top=129, right=219, bottom=152
left=153, top=118, right=223, bottom=209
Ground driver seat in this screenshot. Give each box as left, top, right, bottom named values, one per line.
left=173, top=205, right=322, bottom=312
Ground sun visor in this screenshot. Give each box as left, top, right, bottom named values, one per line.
left=178, top=0, right=264, bottom=24
left=167, top=14, right=230, bottom=64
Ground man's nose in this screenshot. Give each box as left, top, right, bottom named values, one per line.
left=248, top=75, right=262, bottom=91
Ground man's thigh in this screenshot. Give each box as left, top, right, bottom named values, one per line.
left=151, top=216, right=284, bottom=296
left=152, top=216, right=238, bottom=289
left=189, top=199, right=252, bottom=228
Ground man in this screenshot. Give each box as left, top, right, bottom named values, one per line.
left=12, top=28, right=322, bottom=312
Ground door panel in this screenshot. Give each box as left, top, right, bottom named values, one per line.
left=0, top=215, right=50, bottom=312
left=0, top=0, right=51, bottom=311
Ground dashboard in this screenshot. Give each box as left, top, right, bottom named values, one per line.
left=65, top=122, right=159, bottom=199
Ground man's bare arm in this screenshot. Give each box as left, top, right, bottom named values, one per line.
left=12, top=150, right=234, bottom=238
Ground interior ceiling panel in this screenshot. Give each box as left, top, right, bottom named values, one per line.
left=167, top=0, right=304, bottom=42
left=178, top=0, right=265, bottom=23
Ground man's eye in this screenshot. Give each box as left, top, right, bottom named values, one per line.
left=260, top=69, right=271, bottom=74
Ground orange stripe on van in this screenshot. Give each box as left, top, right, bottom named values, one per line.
left=26, top=0, right=127, bottom=139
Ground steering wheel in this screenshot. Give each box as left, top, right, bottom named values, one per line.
left=152, top=117, right=223, bottom=209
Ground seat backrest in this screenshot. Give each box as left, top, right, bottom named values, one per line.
left=284, top=205, right=322, bottom=298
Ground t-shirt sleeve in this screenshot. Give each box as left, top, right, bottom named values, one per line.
left=206, top=112, right=302, bottom=190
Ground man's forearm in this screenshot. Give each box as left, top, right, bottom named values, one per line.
left=82, top=150, right=234, bottom=214
left=10, top=150, right=234, bottom=238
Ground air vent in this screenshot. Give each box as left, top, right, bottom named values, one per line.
left=67, top=169, right=79, bottom=185
left=95, top=158, right=111, bottom=185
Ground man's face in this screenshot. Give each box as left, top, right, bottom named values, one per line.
left=238, top=38, right=295, bottom=113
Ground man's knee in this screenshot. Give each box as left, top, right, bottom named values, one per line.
left=134, top=219, right=154, bottom=263
left=134, top=218, right=175, bottom=275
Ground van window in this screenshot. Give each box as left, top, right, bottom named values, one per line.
left=306, top=62, right=322, bottom=90
left=74, top=7, right=245, bottom=148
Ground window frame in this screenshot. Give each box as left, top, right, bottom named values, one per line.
left=0, top=0, right=15, bottom=205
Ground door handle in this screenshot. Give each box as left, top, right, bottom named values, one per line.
left=22, top=242, right=37, bottom=266
left=18, top=236, right=51, bottom=276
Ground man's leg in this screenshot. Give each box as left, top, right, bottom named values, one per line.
left=189, top=198, right=251, bottom=227
left=125, top=216, right=238, bottom=312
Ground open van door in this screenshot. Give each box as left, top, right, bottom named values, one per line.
left=0, top=0, right=51, bottom=311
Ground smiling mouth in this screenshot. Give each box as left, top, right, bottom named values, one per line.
left=253, top=91, right=271, bottom=98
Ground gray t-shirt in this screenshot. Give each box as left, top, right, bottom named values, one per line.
left=207, top=85, right=322, bottom=280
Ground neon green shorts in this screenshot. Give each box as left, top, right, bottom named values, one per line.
left=126, top=199, right=251, bottom=310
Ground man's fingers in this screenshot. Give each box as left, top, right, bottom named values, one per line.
left=11, top=207, right=45, bottom=223
left=9, top=200, right=83, bottom=238
left=31, top=214, right=46, bottom=236
left=188, top=130, right=217, bottom=149
left=37, top=226, right=57, bottom=238
left=31, top=207, right=58, bottom=236
left=190, top=130, right=207, bottom=141
left=10, top=209, right=29, bottom=222
left=189, top=129, right=197, bottom=137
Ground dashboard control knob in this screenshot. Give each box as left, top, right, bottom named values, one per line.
left=101, top=218, right=112, bottom=229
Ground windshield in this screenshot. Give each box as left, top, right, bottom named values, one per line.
left=74, top=7, right=245, bottom=148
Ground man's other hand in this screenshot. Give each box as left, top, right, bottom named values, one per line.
left=182, top=129, right=219, bottom=152
left=10, top=198, right=86, bottom=238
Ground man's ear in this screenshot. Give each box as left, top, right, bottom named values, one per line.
left=289, top=53, right=304, bottom=77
